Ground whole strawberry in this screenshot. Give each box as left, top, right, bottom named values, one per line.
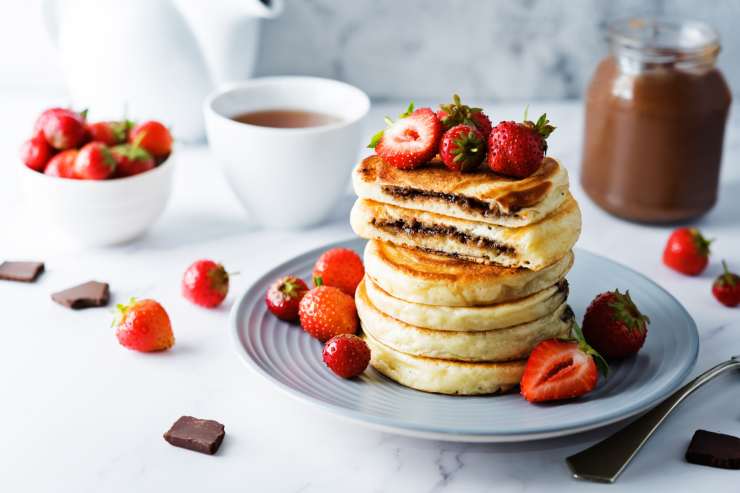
left=439, top=124, right=486, bottom=172
left=488, top=112, right=555, bottom=178
left=299, top=286, right=358, bottom=342
left=312, top=248, right=364, bottom=295
left=712, top=260, right=739, bottom=308
left=111, top=143, right=155, bottom=178
left=182, top=259, right=230, bottom=308
left=582, top=290, right=650, bottom=360
left=113, top=298, right=175, bottom=352
left=437, top=94, right=492, bottom=137
left=368, top=103, right=442, bottom=170
left=20, top=133, right=54, bottom=172
left=44, top=149, right=79, bottom=179
left=663, top=227, right=712, bottom=276
left=35, top=108, right=88, bottom=150
left=129, top=120, right=173, bottom=159
left=322, top=334, right=371, bottom=378
left=88, top=121, right=130, bottom=146
left=265, top=276, right=309, bottom=321
left=74, top=142, right=116, bottom=180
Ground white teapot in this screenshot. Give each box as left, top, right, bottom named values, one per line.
left=43, top=0, right=282, bottom=141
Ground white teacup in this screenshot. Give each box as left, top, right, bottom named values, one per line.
left=204, top=77, right=370, bottom=229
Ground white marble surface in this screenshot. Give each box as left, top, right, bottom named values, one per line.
left=0, top=94, right=739, bottom=492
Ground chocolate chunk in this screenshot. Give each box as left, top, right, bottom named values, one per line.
left=164, top=416, right=225, bottom=455
left=685, top=429, right=740, bottom=469
left=0, top=261, right=44, bottom=282
left=51, top=281, right=110, bottom=309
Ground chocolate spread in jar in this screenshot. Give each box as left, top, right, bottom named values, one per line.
left=581, top=19, right=731, bottom=223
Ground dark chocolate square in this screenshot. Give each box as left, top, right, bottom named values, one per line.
left=164, top=416, right=225, bottom=455
left=0, top=261, right=44, bottom=282
left=51, top=281, right=110, bottom=309
left=685, top=429, right=740, bottom=469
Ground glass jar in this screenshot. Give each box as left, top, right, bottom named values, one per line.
left=581, top=18, right=731, bottom=223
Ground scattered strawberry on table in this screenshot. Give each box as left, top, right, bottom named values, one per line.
left=520, top=324, right=608, bottom=403
left=322, top=334, right=370, bottom=379
left=582, top=289, right=650, bottom=360
left=182, top=260, right=231, bottom=308
left=19, top=107, right=172, bottom=180
left=663, top=227, right=712, bottom=276
left=298, top=285, right=359, bottom=342
left=312, top=247, right=364, bottom=295
left=367, top=95, right=555, bottom=179
left=265, top=276, right=309, bottom=321
left=113, top=298, right=175, bottom=352
left=712, top=261, right=739, bottom=308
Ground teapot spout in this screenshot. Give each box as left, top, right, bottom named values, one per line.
left=173, top=0, right=283, bottom=86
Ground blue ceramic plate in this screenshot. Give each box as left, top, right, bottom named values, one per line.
left=230, top=239, right=698, bottom=442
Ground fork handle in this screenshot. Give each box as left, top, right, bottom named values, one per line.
left=566, top=357, right=740, bottom=483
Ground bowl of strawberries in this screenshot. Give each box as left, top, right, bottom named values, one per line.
left=19, top=108, right=175, bottom=246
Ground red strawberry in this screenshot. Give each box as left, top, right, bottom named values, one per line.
left=520, top=339, right=598, bottom=403
left=298, top=286, right=358, bottom=342
left=113, top=298, right=175, bottom=352
left=436, top=94, right=492, bottom=136
left=182, top=259, right=230, bottom=308
left=322, top=334, right=371, bottom=378
left=312, top=248, right=364, bottom=295
left=369, top=103, right=442, bottom=170
left=582, top=289, right=650, bottom=360
left=74, top=142, right=116, bottom=180
left=712, top=260, right=739, bottom=308
left=488, top=112, right=555, bottom=178
left=439, top=124, right=486, bottom=172
left=20, top=133, right=54, bottom=172
left=88, top=121, right=130, bottom=146
left=44, top=149, right=79, bottom=179
left=265, top=276, right=309, bottom=321
left=34, top=108, right=87, bottom=150
left=129, top=120, right=173, bottom=159
left=663, top=227, right=712, bottom=276
left=111, top=143, right=155, bottom=178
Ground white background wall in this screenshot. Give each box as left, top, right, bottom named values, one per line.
left=2, top=0, right=739, bottom=100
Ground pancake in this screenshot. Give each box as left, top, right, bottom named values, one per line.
left=364, top=331, right=524, bottom=395
left=357, top=281, right=575, bottom=362
left=350, top=194, right=581, bottom=271
left=364, top=240, right=574, bottom=306
left=363, top=275, right=569, bottom=331
left=353, top=155, right=570, bottom=227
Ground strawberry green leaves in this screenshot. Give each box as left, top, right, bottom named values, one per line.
left=564, top=321, right=610, bottom=379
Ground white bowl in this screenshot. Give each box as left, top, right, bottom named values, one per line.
left=19, top=157, right=174, bottom=247
left=204, top=77, right=370, bottom=229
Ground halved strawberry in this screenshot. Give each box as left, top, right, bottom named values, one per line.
left=520, top=323, right=608, bottom=403
left=368, top=103, right=442, bottom=170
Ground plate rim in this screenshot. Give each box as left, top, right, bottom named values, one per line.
left=229, top=238, right=699, bottom=442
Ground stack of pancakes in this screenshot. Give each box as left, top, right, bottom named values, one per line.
left=350, top=155, right=582, bottom=395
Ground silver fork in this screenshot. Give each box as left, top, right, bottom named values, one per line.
left=566, top=355, right=740, bottom=483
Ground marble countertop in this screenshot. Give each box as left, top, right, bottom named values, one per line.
left=0, top=94, right=738, bottom=492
